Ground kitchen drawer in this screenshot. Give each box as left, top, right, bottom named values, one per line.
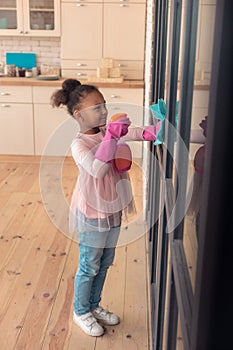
left=100, top=87, right=144, bottom=127
left=61, top=60, right=144, bottom=79
left=61, top=69, right=96, bottom=80
left=100, top=88, right=143, bottom=104
left=115, top=60, right=144, bottom=70
left=33, top=86, right=61, bottom=104
left=0, top=86, right=32, bottom=103
left=62, top=0, right=101, bottom=2
left=121, top=69, right=144, bottom=80
left=61, top=59, right=99, bottom=70
left=103, top=0, right=146, bottom=3
left=115, top=60, right=144, bottom=79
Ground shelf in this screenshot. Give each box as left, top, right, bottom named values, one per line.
left=0, top=8, right=16, bottom=11
left=30, top=8, right=54, bottom=12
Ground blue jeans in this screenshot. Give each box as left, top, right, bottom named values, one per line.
left=73, top=226, right=120, bottom=315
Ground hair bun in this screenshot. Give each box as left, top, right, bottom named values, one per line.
left=62, top=79, right=81, bottom=94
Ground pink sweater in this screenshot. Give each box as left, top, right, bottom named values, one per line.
left=69, top=127, right=144, bottom=233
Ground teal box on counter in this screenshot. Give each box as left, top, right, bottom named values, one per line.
left=6, top=52, right=36, bottom=69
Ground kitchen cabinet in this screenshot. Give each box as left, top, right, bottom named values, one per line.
left=0, top=0, right=60, bottom=36
left=61, top=2, right=102, bottom=60
left=61, top=0, right=146, bottom=80
left=33, top=86, right=78, bottom=156
left=61, top=1, right=102, bottom=79
left=103, top=3, right=146, bottom=61
left=0, top=86, right=34, bottom=155
left=0, top=81, right=143, bottom=156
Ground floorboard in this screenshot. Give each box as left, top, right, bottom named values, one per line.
left=0, top=155, right=151, bottom=350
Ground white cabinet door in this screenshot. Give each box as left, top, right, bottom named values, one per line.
left=61, top=2, right=102, bottom=60
left=0, top=104, right=34, bottom=155
left=103, top=3, right=146, bottom=60
left=33, top=86, right=78, bottom=156
left=100, top=88, right=144, bottom=123
left=34, top=104, right=78, bottom=156
left=23, top=0, right=61, bottom=36
left=0, top=0, right=60, bottom=36
left=60, top=2, right=146, bottom=79
left=0, top=86, right=33, bottom=155
left=0, top=0, right=23, bottom=36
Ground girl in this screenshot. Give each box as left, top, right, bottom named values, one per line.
left=51, top=79, right=159, bottom=337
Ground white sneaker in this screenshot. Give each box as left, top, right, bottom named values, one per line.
left=92, top=306, right=120, bottom=326
left=73, top=311, right=104, bottom=337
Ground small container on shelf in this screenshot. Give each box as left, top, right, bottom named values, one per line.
left=5, top=64, right=16, bottom=77
left=18, top=68, right=26, bottom=77
left=25, top=69, right=32, bottom=78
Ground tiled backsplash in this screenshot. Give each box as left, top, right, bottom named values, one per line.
left=0, top=36, right=61, bottom=67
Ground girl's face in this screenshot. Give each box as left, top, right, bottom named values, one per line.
left=75, top=91, right=108, bottom=134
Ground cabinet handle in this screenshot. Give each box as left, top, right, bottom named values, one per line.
left=120, top=4, right=128, bottom=7
left=77, top=72, right=87, bottom=76
left=1, top=104, right=11, bottom=107
left=110, top=95, right=120, bottom=99
left=77, top=4, right=85, bottom=6
left=77, top=63, right=87, bottom=67
left=19, top=30, right=23, bottom=34
left=0, top=92, right=10, bottom=96
left=24, top=31, right=28, bottom=34
left=118, top=64, right=127, bottom=67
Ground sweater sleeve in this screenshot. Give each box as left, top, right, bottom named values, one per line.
left=71, top=139, right=110, bottom=179
left=121, top=127, right=144, bottom=141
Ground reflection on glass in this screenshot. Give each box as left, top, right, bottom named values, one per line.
left=0, top=1, right=17, bottom=29
left=0, top=0, right=16, bottom=7
left=181, top=9, right=211, bottom=285
left=30, top=11, right=54, bottom=30
left=0, top=11, right=17, bottom=29
left=29, top=0, right=54, bottom=10
left=29, top=0, right=54, bottom=30
left=182, top=0, right=216, bottom=293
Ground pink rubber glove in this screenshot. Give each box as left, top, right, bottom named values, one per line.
left=142, top=122, right=161, bottom=141
left=107, top=116, right=131, bottom=138
left=95, top=117, right=131, bottom=163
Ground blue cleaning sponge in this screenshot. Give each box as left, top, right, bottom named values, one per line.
left=150, top=99, right=179, bottom=145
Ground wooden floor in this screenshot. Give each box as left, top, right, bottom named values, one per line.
left=0, top=155, right=151, bottom=350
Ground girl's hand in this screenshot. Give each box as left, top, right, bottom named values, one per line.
left=107, top=116, right=131, bottom=139
left=95, top=116, right=131, bottom=163
left=142, top=122, right=161, bottom=141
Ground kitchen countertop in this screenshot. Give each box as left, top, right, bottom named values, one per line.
left=0, top=76, right=144, bottom=88
left=0, top=76, right=210, bottom=90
